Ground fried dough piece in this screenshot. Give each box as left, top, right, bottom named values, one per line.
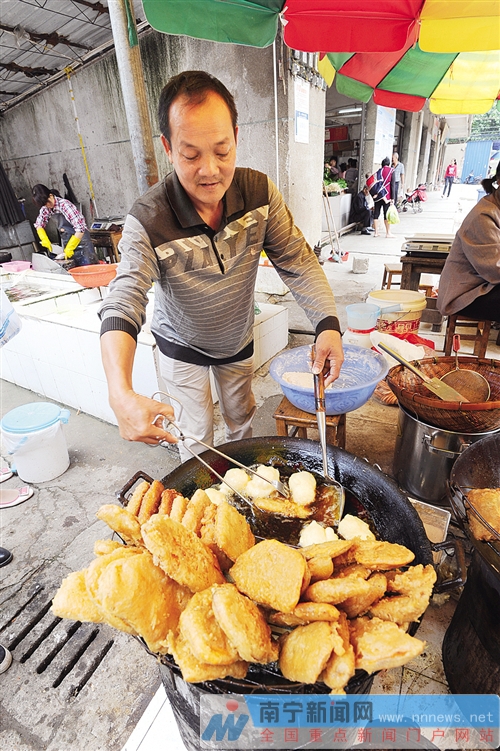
left=142, top=515, right=225, bottom=592
left=299, top=540, right=353, bottom=561
left=52, top=570, right=104, bottom=623
left=205, top=487, right=226, bottom=506
left=300, top=565, right=311, bottom=595
left=215, top=501, right=255, bottom=561
left=170, top=495, right=188, bottom=523
left=334, top=563, right=371, bottom=579
left=251, top=496, right=312, bottom=519
left=126, top=480, right=150, bottom=517
left=269, top=602, right=340, bottom=627
left=230, top=539, right=306, bottom=613
left=85, top=547, right=142, bottom=634
left=245, top=465, right=280, bottom=499
left=337, top=514, right=376, bottom=541
left=94, top=550, right=190, bottom=653
left=170, top=631, right=248, bottom=683
left=178, top=587, right=239, bottom=665
left=320, top=613, right=355, bottom=694
left=158, top=489, right=181, bottom=516
left=467, top=488, right=500, bottom=541
left=370, top=566, right=436, bottom=624
left=138, top=480, right=165, bottom=525
left=354, top=540, right=415, bottom=569
left=308, top=556, right=334, bottom=582
left=182, top=489, right=212, bottom=535
left=212, top=583, right=278, bottom=664
left=289, top=471, right=316, bottom=506
left=305, top=574, right=371, bottom=605
left=199, top=504, right=233, bottom=573
left=96, top=504, right=143, bottom=546
left=279, top=621, right=337, bottom=684
left=219, top=468, right=250, bottom=496
left=93, top=539, right=123, bottom=556
left=339, top=572, right=387, bottom=619
left=349, top=616, right=425, bottom=674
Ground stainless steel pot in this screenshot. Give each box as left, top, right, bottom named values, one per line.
left=393, top=406, right=500, bottom=506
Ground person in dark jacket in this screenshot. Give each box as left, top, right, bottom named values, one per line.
left=349, top=185, right=373, bottom=234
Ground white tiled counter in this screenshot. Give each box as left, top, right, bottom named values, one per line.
left=1, top=271, right=288, bottom=423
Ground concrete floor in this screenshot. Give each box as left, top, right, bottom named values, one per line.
left=1, top=185, right=498, bottom=751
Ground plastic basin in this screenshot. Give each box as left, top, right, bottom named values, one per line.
left=68, top=263, right=118, bottom=288
left=270, top=344, right=389, bottom=415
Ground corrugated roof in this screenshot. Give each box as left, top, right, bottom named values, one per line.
left=0, top=0, right=146, bottom=111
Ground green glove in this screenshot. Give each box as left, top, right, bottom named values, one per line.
left=64, top=234, right=81, bottom=259
left=36, top=227, right=52, bottom=252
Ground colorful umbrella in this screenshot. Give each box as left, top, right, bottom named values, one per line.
left=142, top=0, right=500, bottom=114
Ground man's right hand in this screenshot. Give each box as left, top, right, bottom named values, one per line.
left=110, top=389, right=178, bottom=446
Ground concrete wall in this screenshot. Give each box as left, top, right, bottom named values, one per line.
left=0, top=30, right=325, bottom=246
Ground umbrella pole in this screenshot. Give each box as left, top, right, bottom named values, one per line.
left=322, top=186, right=343, bottom=261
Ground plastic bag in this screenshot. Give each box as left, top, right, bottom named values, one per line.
left=386, top=203, right=400, bottom=224
left=0, top=288, right=22, bottom=348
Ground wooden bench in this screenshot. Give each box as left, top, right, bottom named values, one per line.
left=273, top=396, right=346, bottom=449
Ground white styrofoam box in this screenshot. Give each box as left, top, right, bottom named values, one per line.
left=255, top=265, right=289, bottom=295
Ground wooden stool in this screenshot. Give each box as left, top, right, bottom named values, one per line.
left=381, top=263, right=402, bottom=289
left=273, top=396, right=346, bottom=449
left=444, top=314, right=492, bottom=358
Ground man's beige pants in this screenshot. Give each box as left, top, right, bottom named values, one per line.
left=158, top=353, right=256, bottom=462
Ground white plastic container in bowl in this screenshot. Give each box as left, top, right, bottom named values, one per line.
left=367, top=289, right=426, bottom=334
left=269, top=344, right=389, bottom=415
left=1, top=402, right=70, bottom=482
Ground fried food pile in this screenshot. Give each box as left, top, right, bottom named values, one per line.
left=51, top=475, right=436, bottom=693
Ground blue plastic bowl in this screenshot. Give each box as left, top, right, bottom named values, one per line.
left=269, top=344, right=389, bottom=415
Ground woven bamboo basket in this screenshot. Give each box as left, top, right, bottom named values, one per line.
left=386, top=356, right=500, bottom=433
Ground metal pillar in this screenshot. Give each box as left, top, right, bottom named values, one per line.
left=108, top=0, right=158, bottom=195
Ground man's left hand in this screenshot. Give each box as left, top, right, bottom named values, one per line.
left=311, top=330, right=344, bottom=387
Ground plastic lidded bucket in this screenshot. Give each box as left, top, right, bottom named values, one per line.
left=346, top=303, right=380, bottom=331
left=367, top=289, right=426, bottom=334
left=1, top=402, right=70, bottom=482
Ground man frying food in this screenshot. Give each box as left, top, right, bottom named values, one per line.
left=99, top=70, right=343, bottom=461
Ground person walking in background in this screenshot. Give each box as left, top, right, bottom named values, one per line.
left=391, top=152, right=405, bottom=206
left=369, top=157, right=395, bottom=238
left=442, top=160, right=458, bottom=198
left=32, top=184, right=99, bottom=267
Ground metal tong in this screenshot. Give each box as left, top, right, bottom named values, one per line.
left=151, top=392, right=289, bottom=508
left=311, top=347, right=346, bottom=522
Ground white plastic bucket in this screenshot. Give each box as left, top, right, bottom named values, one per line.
left=1, top=402, right=70, bottom=482
left=367, top=289, right=427, bottom=334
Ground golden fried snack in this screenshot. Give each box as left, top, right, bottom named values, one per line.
left=126, top=480, right=150, bottom=517
left=169, top=630, right=248, bottom=683
left=52, top=570, right=104, bottom=623
left=320, top=612, right=355, bottom=694
left=158, top=488, right=181, bottom=516
left=299, top=540, right=353, bottom=561
left=212, top=583, right=278, bottom=664
left=85, top=548, right=142, bottom=634
left=305, top=574, right=371, bottom=605
left=307, top=556, right=334, bottom=582
left=467, top=488, right=500, bottom=541
left=354, top=540, right=415, bottom=569
left=334, top=563, right=371, bottom=579
left=178, top=587, right=239, bottom=665
left=138, top=480, right=165, bottom=525
left=93, top=539, right=123, bottom=556
left=96, top=504, right=143, bottom=546
left=251, top=496, right=311, bottom=519
left=269, top=602, right=340, bottom=627
left=199, top=504, right=233, bottom=572
left=170, top=495, right=189, bottom=523
left=182, top=489, right=212, bottom=535
left=339, top=572, right=387, bottom=619
left=93, top=550, right=191, bottom=653
left=300, top=565, right=311, bottom=595
left=370, top=566, right=436, bottom=624
left=230, top=539, right=306, bottom=613
left=279, top=621, right=337, bottom=684
left=349, top=616, right=425, bottom=673
left=215, top=500, right=255, bottom=562
left=141, top=515, right=225, bottom=591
